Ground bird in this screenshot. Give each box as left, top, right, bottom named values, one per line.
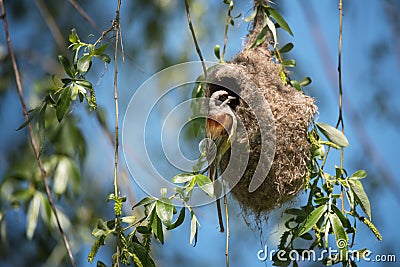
left=206, top=89, right=237, bottom=233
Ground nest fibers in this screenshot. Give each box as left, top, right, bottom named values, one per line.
left=206, top=36, right=317, bottom=218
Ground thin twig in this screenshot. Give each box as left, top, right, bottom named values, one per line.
left=223, top=182, right=230, bottom=267
left=0, top=1, right=75, bottom=266
left=113, top=0, right=122, bottom=265
left=184, top=0, right=207, bottom=78
left=67, top=0, right=101, bottom=33
left=299, top=2, right=400, bottom=202
left=321, top=0, right=344, bottom=169
left=221, top=1, right=234, bottom=62
left=113, top=0, right=121, bottom=206
left=34, top=0, right=66, bottom=54
left=336, top=0, right=344, bottom=131
left=94, top=25, right=115, bottom=47
left=337, top=0, right=345, bottom=213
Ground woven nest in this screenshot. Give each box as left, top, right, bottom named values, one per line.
left=206, top=23, right=317, bottom=217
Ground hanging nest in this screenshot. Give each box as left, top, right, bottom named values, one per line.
left=206, top=14, right=317, bottom=218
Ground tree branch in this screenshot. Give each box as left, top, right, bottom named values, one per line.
left=299, top=2, right=400, bottom=203
left=34, top=0, right=66, bottom=54
left=0, top=1, right=75, bottom=266
left=67, top=0, right=101, bottom=33
left=184, top=0, right=207, bottom=78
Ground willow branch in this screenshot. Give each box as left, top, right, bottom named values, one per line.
left=300, top=2, right=400, bottom=202
left=67, top=0, right=101, bottom=33
left=0, top=1, right=75, bottom=266
left=34, top=0, right=66, bottom=54
left=336, top=0, right=344, bottom=131
left=112, top=0, right=122, bottom=265
left=184, top=0, right=207, bottom=78
left=224, top=182, right=230, bottom=267
left=113, top=0, right=121, bottom=201
left=221, top=1, right=233, bottom=62
left=337, top=0, right=345, bottom=212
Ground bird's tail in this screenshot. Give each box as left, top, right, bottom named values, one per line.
left=209, top=161, right=224, bottom=232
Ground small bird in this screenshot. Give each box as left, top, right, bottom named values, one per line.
left=206, top=90, right=237, bottom=232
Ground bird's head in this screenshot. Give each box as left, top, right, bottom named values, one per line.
left=210, top=90, right=236, bottom=107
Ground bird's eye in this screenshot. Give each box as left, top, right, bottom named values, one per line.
left=218, top=95, right=228, bottom=102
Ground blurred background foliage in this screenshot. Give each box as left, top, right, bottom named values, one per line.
left=0, top=0, right=399, bottom=266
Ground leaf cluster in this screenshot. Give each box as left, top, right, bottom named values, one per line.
left=88, top=174, right=215, bottom=266
left=245, top=4, right=312, bottom=93
left=1, top=28, right=111, bottom=264
left=273, top=122, right=381, bottom=266
left=1, top=115, right=85, bottom=242
left=247, top=3, right=293, bottom=48
left=18, top=29, right=110, bottom=135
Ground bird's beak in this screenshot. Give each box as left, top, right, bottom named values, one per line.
left=228, top=96, right=235, bottom=100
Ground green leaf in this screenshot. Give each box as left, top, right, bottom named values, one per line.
left=314, top=197, right=329, bottom=205
left=96, top=260, right=108, bottom=267
left=195, top=174, right=214, bottom=197
left=348, top=179, right=371, bottom=219
left=54, top=156, right=72, bottom=195
left=345, top=188, right=355, bottom=212
left=214, top=45, right=221, bottom=60
left=16, top=113, right=35, bottom=131
left=16, top=105, right=45, bottom=131
left=58, top=55, right=75, bottom=78
left=186, top=176, right=197, bottom=194
left=316, top=122, right=349, bottom=147
left=26, top=193, right=41, bottom=240
left=68, top=28, right=80, bottom=43
left=320, top=140, right=341, bottom=149
left=172, top=173, right=196, bottom=184
left=76, top=79, right=93, bottom=90
left=296, top=205, right=326, bottom=237
left=331, top=205, right=351, bottom=228
left=131, top=242, right=156, bottom=267
left=92, top=43, right=107, bottom=55
left=299, top=232, right=313, bottom=240
left=285, top=208, right=306, bottom=216
left=189, top=210, right=198, bottom=246
left=156, top=199, right=174, bottom=226
left=265, top=14, right=277, bottom=47
left=267, top=7, right=294, bottom=36
left=250, top=25, right=268, bottom=48
left=132, top=197, right=156, bottom=209
left=330, top=212, right=348, bottom=259
left=244, top=7, right=257, bottom=22
left=289, top=80, right=302, bottom=91
left=70, top=82, right=84, bottom=101
left=151, top=209, right=164, bottom=244
left=77, top=55, right=92, bottom=74
left=279, top=42, right=294, bottom=53
left=56, top=86, right=72, bottom=122
left=350, top=170, right=367, bottom=180
left=121, top=215, right=137, bottom=224
left=91, top=219, right=111, bottom=238
left=300, top=77, right=312, bottom=87
left=94, top=54, right=111, bottom=64
left=39, top=193, right=52, bottom=223
left=70, top=43, right=81, bottom=51
left=160, top=188, right=167, bottom=199
left=167, top=207, right=186, bottom=230
left=136, top=226, right=151, bottom=234
left=37, top=103, right=47, bottom=155
left=87, top=44, right=95, bottom=55
left=282, top=59, right=296, bottom=67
